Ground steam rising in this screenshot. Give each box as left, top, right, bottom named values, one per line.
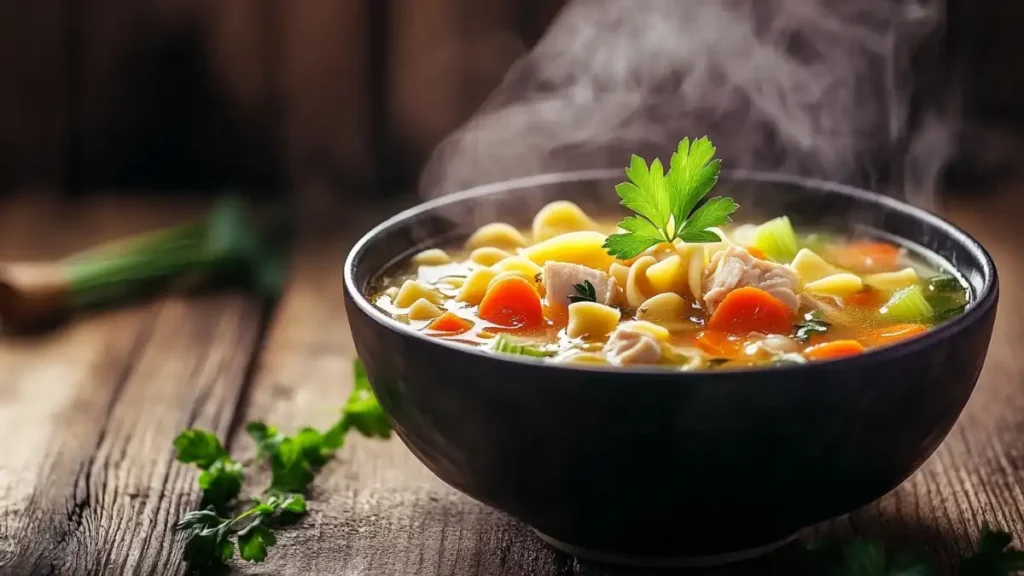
left=420, top=0, right=955, bottom=210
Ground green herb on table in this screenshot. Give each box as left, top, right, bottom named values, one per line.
left=794, top=311, right=831, bottom=343
left=173, top=430, right=244, bottom=509
left=568, top=280, right=597, bottom=304
left=808, top=527, right=1023, bottom=576
left=603, top=136, right=738, bottom=260
left=960, top=527, right=1024, bottom=576
left=810, top=537, right=934, bottom=576
left=173, top=358, right=391, bottom=567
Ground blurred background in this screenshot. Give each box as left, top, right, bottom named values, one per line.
left=1, top=0, right=1023, bottom=206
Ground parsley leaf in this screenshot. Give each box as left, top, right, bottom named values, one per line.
left=794, top=311, right=831, bottom=343
left=174, top=429, right=229, bottom=469
left=810, top=538, right=934, bottom=576
left=173, top=430, right=243, bottom=508
left=603, top=137, right=737, bottom=259
left=569, top=280, right=597, bottom=304
left=340, top=359, right=393, bottom=440
left=237, top=523, right=276, bottom=563
left=960, top=527, right=1024, bottom=576
left=174, top=358, right=393, bottom=569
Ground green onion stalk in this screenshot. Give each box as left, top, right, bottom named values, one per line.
left=0, top=197, right=288, bottom=332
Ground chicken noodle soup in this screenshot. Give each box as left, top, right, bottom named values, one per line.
left=368, top=138, right=969, bottom=369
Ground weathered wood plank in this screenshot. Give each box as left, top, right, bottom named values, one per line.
left=0, top=196, right=268, bottom=575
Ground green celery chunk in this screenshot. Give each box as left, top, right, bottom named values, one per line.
left=752, top=216, right=799, bottom=262
left=880, top=285, right=934, bottom=322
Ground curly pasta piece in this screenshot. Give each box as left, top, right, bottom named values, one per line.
left=625, top=256, right=658, bottom=307
left=407, top=298, right=444, bottom=320
left=566, top=301, right=621, bottom=339
left=635, top=293, right=692, bottom=332
left=411, top=248, right=452, bottom=266
left=469, top=247, right=512, bottom=267
left=465, top=223, right=528, bottom=251
left=394, top=280, right=444, bottom=308
left=531, top=200, right=600, bottom=243
left=456, top=268, right=499, bottom=305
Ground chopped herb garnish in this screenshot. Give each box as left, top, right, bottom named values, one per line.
left=603, top=137, right=738, bottom=259
left=926, top=273, right=969, bottom=323
left=491, top=334, right=556, bottom=358
left=794, top=311, right=831, bottom=343
left=174, top=358, right=392, bottom=568
left=534, top=272, right=543, bottom=284
left=569, top=280, right=597, bottom=304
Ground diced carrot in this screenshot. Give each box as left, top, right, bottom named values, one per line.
left=707, top=287, right=795, bottom=334
left=845, top=289, right=883, bottom=308
left=478, top=276, right=544, bottom=328
left=695, top=329, right=746, bottom=358
left=859, top=323, right=928, bottom=348
left=427, top=312, right=475, bottom=334
left=804, top=339, right=865, bottom=361
left=827, top=242, right=901, bottom=273
left=746, top=245, right=769, bottom=260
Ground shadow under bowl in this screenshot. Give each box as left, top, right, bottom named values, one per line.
left=343, top=170, right=998, bottom=565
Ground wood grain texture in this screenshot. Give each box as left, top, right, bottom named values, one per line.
left=0, top=195, right=268, bottom=575
left=0, top=188, right=1022, bottom=575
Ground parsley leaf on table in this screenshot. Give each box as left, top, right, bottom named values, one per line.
left=810, top=538, right=934, bottom=576
left=175, top=358, right=393, bottom=569
left=960, top=527, right=1024, bottom=576
left=569, top=280, right=597, bottom=304
left=603, top=137, right=737, bottom=259
left=336, top=359, right=393, bottom=440
left=173, top=430, right=243, bottom=508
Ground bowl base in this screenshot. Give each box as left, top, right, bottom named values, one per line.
left=532, top=529, right=798, bottom=568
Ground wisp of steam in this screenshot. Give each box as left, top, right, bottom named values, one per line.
left=420, top=0, right=956, bottom=211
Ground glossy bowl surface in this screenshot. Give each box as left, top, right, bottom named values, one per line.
left=343, top=170, right=998, bottom=563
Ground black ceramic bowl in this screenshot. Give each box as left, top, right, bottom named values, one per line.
left=343, top=170, right=998, bottom=566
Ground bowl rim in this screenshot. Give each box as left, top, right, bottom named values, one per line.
left=344, top=169, right=999, bottom=375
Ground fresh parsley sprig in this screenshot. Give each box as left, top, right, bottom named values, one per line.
left=603, top=137, right=738, bottom=260
left=569, top=280, right=597, bottom=304
left=173, top=358, right=392, bottom=568
left=960, top=527, right=1024, bottom=575
left=810, top=527, right=1024, bottom=576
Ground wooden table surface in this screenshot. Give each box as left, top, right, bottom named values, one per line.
left=0, top=188, right=1021, bottom=576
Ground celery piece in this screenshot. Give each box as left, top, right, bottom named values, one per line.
left=752, top=216, right=799, bottom=262
left=490, top=334, right=554, bottom=358
left=879, top=285, right=934, bottom=323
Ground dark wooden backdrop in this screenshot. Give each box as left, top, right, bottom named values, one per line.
left=0, top=0, right=1022, bottom=197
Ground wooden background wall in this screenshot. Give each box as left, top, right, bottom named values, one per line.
left=0, top=0, right=1020, bottom=197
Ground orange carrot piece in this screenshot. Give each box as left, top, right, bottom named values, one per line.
left=707, top=287, right=795, bottom=334
left=478, top=276, right=544, bottom=328
left=827, top=241, right=901, bottom=273
left=845, top=288, right=883, bottom=308
left=427, top=312, right=474, bottom=334
left=746, top=246, right=769, bottom=260
left=860, top=323, right=928, bottom=348
left=804, top=339, right=865, bottom=361
left=695, top=329, right=746, bottom=358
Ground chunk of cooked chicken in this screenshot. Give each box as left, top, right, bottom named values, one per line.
left=544, top=261, right=622, bottom=308
left=603, top=327, right=662, bottom=365
left=703, top=245, right=800, bottom=313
